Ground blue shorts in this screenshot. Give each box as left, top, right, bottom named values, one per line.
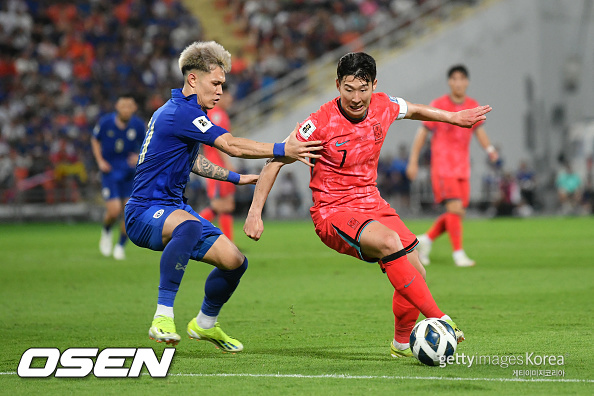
left=124, top=202, right=222, bottom=261
left=101, top=170, right=134, bottom=200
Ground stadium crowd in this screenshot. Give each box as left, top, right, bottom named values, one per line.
left=0, top=0, right=427, bottom=205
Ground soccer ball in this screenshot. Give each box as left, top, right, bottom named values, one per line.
left=409, top=318, right=457, bottom=366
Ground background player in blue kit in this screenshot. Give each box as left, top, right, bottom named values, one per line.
left=91, top=93, right=146, bottom=260
left=125, top=41, right=322, bottom=351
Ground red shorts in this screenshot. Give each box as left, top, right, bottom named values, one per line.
left=311, top=204, right=418, bottom=263
left=206, top=179, right=236, bottom=200
left=432, top=177, right=470, bottom=207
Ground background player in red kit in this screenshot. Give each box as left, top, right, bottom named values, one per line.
left=244, top=53, right=491, bottom=358
left=199, top=85, right=236, bottom=241
left=406, top=65, right=499, bottom=267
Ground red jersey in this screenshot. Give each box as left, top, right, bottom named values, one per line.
left=422, top=94, right=484, bottom=179
left=204, top=106, right=231, bottom=167
left=296, top=92, right=407, bottom=219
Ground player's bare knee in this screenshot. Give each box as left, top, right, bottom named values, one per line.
left=380, top=233, right=404, bottom=257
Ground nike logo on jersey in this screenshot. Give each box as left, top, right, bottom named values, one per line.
left=404, top=276, right=416, bottom=288
left=335, top=140, right=349, bottom=147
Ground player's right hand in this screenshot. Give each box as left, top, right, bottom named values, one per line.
left=243, top=213, right=264, bottom=241
left=453, top=105, right=492, bottom=128
left=98, top=159, right=112, bottom=173
left=406, top=162, right=418, bottom=181
left=284, top=123, right=322, bottom=167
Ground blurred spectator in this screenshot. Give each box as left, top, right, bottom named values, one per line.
left=494, top=171, right=520, bottom=217
left=0, top=0, right=203, bottom=203
left=581, top=175, right=594, bottom=215
left=276, top=171, right=301, bottom=218
left=556, top=161, right=582, bottom=215
left=515, top=160, right=536, bottom=216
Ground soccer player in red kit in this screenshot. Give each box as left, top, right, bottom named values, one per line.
left=406, top=65, right=499, bottom=267
left=199, top=85, right=236, bottom=240
left=244, top=53, right=491, bottom=357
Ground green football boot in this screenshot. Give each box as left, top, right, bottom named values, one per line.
left=390, top=342, right=413, bottom=358
left=187, top=318, right=243, bottom=353
left=149, top=315, right=181, bottom=346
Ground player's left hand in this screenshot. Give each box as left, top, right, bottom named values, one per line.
left=238, top=174, right=259, bottom=185
left=243, top=213, right=264, bottom=241
left=453, top=105, right=492, bottom=128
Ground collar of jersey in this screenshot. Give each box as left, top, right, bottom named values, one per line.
left=172, top=88, right=203, bottom=109
left=337, top=99, right=367, bottom=124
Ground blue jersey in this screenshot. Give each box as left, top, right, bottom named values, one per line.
left=129, top=89, right=228, bottom=207
left=93, top=112, right=146, bottom=172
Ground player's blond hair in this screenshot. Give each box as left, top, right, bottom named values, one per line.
left=178, top=41, right=232, bottom=75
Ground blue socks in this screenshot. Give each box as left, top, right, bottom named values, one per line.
left=158, top=220, right=203, bottom=307
left=201, top=257, right=248, bottom=316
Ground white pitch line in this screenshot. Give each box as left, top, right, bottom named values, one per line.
left=1, top=372, right=592, bottom=383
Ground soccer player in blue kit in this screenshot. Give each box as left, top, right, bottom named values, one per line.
left=125, top=41, right=322, bottom=351
left=92, top=93, right=146, bottom=260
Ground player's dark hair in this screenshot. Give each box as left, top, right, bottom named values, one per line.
left=337, top=52, right=376, bottom=84
left=118, top=92, right=136, bottom=101
left=448, top=64, right=469, bottom=79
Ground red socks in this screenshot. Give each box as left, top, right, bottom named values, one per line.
left=382, top=255, right=444, bottom=322
left=392, top=291, right=420, bottom=344
left=427, top=213, right=447, bottom=240
left=219, top=214, right=233, bottom=241
left=444, top=213, right=462, bottom=251
left=199, top=207, right=215, bottom=222
left=427, top=212, right=462, bottom=251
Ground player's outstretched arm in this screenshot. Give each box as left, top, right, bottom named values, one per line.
left=406, top=126, right=429, bottom=181
left=192, top=154, right=258, bottom=185
left=405, top=102, right=492, bottom=128
left=213, top=124, right=322, bottom=166
left=91, top=137, right=111, bottom=173
left=244, top=158, right=292, bottom=241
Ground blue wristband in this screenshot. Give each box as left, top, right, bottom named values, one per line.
left=273, top=142, right=285, bottom=157
left=227, top=171, right=240, bottom=184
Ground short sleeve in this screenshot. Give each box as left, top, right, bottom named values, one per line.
left=387, top=95, right=408, bottom=120
left=297, top=107, right=327, bottom=143
left=178, top=110, right=228, bottom=146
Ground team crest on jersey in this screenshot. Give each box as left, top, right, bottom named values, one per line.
left=373, top=123, right=383, bottom=142
left=347, top=217, right=360, bottom=229
left=299, top=120, right=316, bottom=140
left=153, top=209, right=165, bottom=219
left=107, top=130, right=114, bottom=138
left=126, top=128, right=136, bottom=140
left=192, top=116, right=213, bottom=133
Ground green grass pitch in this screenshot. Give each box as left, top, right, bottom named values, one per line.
left=1, top=217, right=593, bottom=395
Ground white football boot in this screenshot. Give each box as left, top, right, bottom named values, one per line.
left=452, top=250, right=475, bottom=267
left=99, top=229, right=112, bottom=257
left=113, top=244, right=126, bottom=260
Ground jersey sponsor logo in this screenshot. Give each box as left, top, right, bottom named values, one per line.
left=153, top=209, right=165, bottom=219
left=335, top=140, right=349, bottom=147
left=299, top=120, right=316, bottom=139
left=373, top=123, right=383, bottom=142
left=192, top=116, right=213, bottom=133
left=126, top=128, right=137, bottom=140
left=17, top=347, right=175, bottom=378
